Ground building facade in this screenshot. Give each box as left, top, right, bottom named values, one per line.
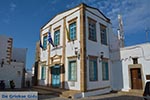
left=0, top=35, right=27, bottom=88
left=0, top=35, right=13, bottom=64
left=38, top=3, right=119, bottom=97
left=120, top=43, right=150, bottom=91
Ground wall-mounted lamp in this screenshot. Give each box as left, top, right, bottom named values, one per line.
left=74, top=47, right=80, bottom=59
left=99, top=52, right=104, bottom=62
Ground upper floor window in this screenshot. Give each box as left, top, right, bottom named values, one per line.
left=100, top=24, right=107, bottom=45
left=69, top=21, right=76, bottom=41
left=43, top=35, right=47, bottom=50
left=54, top=30, right=60, bottom=46
left=88, top=18, right=97, bottom=41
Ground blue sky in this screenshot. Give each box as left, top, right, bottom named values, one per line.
left=0, top=0, right=150, bottom=69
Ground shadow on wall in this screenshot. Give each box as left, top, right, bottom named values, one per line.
left=110, top=45, right=123, bottom=91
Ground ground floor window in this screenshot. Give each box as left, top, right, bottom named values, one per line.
left=68, top=60, right=77, bottom=81
left=41, top=66, right=46, bottom=80
left=102, top=61, right=109, bottom=80
left=89, top=57, right=98, bottom=81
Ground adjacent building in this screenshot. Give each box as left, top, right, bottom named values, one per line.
left=0, top=35, right=13, bottom=64
left=120, top=43, right=150, bottom=91
left=38, top=3, right=120, bottom=97
left=0, top=35, right=27, bottom=88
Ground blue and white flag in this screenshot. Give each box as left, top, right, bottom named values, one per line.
left=40, top=40, right=43, bottom=49
left=48, top=32, right=55, bottom=47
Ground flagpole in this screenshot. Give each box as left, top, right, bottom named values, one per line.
left=47, top=26, right=51, bottom=86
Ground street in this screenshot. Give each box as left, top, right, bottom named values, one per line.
left=39, top=94, right=144, bottom=100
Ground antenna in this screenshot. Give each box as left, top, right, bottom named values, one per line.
left=145, top=27, right=150, bottom=42
left=118, top=14, right=124, bottom=47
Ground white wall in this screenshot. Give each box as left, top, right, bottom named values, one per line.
left=0, top=62, right=24, bottom=88
left=65, top=10, right=81, bottom=90
left=0, top=35, right=12, bottom=63
left=109, top=33, right=123, bottom=91
left=38, top=65, right=48, bottom=86
left=12, top=48, right=27, bottom=65
left=120, top=43, right=150, bottom=91
left=40, top=7, right=81, bottom=90
left=85, top=8, right=111, bottom=90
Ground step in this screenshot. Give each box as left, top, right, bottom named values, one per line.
left=118, top=90, right=143, bottom=96
left=60, top=90, right=81, bottom=99
left=32, top=86, right=65, bottom=94
left=32, top=86, right=81, bottom=98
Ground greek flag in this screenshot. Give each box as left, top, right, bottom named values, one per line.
left=48, top=32, right=55, bottom=47
left=40, top=40, right=43, bottom=49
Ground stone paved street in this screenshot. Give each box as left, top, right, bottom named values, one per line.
left=39, top=95, right=68, bottom=100
left=39, top=93, right=144, bottom=100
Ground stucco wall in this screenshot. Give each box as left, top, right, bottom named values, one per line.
left=39, top=9, right=81, bottom=90
left=120, top=43, right=150, bottom=91
left=0, top=62, right=24, bottom=88
left=85, top=9, right=111, bottom=90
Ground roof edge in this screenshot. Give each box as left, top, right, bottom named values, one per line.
left=41, top=3, right=110, bottom=29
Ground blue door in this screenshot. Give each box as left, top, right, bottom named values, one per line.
left=52, top=66, right=60, bottom=87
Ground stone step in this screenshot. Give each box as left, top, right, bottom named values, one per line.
left=32, top=86, right=65, bottom=94
left=60, top=90, right=81, bottom=99
left=32, top=86, right=81, bottom=99
left=31, top=88, right=59, bottom=96
left=118, top=90, right=143, bottom=97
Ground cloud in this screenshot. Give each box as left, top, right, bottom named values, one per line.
left=66, top=0, right=150, bottom=36
left=10, top=2, right=16, bottom=12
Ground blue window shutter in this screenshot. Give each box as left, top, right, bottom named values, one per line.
left=94, top=60, right=97, bottom=80
left=106, top=62, right=109, bottom=80
left=41, top=66, right=46, bottom=80
left=41, top=66, right=44, bottom=79
left=43, top=36, right=47, bottom=49
left=54, top=30, right=60, bottom=46
left=69, top=22, right=76, bottom=40
left=68, top=60, right=77, bottom=81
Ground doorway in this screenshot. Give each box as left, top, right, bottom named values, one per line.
left=130, top=68, right=142, bottom=89
left=51, top=65, right=60, bottom=88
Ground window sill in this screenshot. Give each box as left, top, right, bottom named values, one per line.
left=51, top=46, right=63, bottom=51
left=89, top=80, right=98, bottom=82
left=68, top=80, right=77, bottom=82
left=88, top=39, right=97, bottom=42
left=67, top=39, right=77, bottom=43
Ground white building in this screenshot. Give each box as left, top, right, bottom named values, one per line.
left=0, top=35, right=27, bottom=88
left=0, top=35, right=13, bottom=64
left=38, top=3, right=120, bottom=97
left=0, top=62, right=25, bottom=88
left=120, top=43, right=150, bottom=91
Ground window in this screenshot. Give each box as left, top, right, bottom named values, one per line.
left=68, top=60, right=77, bottom=81
left=43, top=35, right=47, bottom=49
left=54, top=30, right=60, bottom=46
left=88, top=18, right=96, bottom=41
left=69, top=22, right=76, bottom=41
left=100, top=24, right=107, bottom=45
left=41, top=66, right=46, bottom=80
left=89, top=57, right=98, bottom=81
left=132, top=58, right=138, bottom=64
left=102, top=61, right=109, bottom=80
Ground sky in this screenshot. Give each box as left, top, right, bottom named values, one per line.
left=0, top=0, right=150, bottom=70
